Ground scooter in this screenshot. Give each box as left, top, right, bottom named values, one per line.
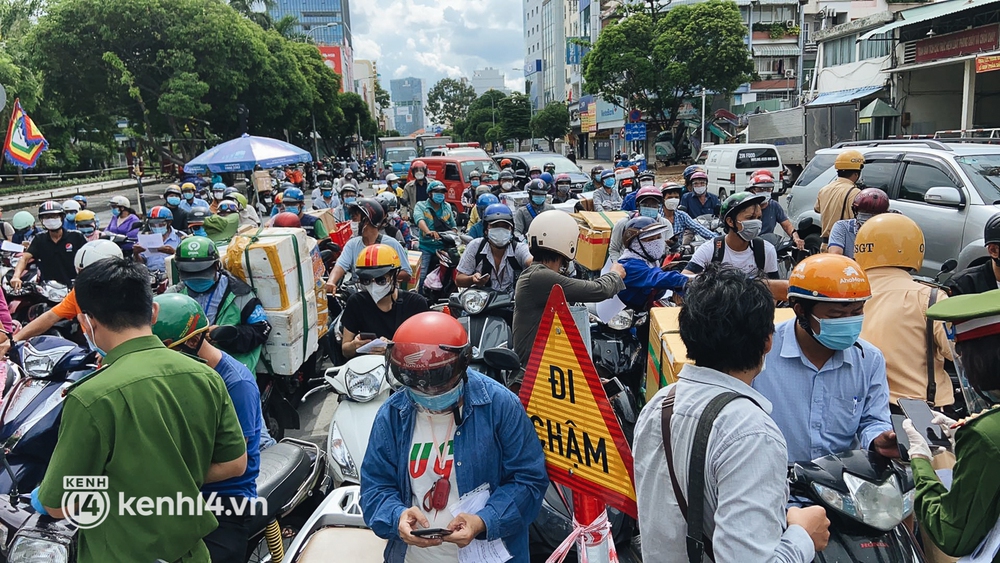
left=789, top=450, right=923, bottom=562
left=421, top=231, right=462, bottom=303
left=447, top=288, right=514, bottom=377
left=282, top=485, right=385, bottom=563
left=589, top=305, right=648, bottom=408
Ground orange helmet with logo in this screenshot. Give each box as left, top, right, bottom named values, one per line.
left=788, top=254, right=872, bottom=302
left=853, top=213, right=925, bottom=272
left=389, top=312, right=470, bottom=390
left=834, top=149, right=865, bottom=171
left=355, top=243, right=402, bottom=279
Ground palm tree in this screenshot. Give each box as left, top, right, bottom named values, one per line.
left=228, top=0, right=275, bottom=29
left=272, top=14, right=307, bottom=41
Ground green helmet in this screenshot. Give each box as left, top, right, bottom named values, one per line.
left=12, top=211, right=34, bottom=231
left=720, top=192, right=768, bottom=227
left=176, top=236, right=219, bottom=273
left=152, top=294, right=209, bottom=349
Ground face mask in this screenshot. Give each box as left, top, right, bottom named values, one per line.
left=344, top=196, right=357, bottom=205
left=212, top=191, right=224, bottom=200
left=322, top=190, right=333, bottom=198
left=488, top=227, right=512, bottom=247
left=183, top=192, right=194, bottom=201
left=184, top=277, right=216, bottom=294
left=365, top=280, right=394, bottom=302
left=532, top=195, right=546, bottom=206
left=408, top=379, right=465, bottom=412
left=603, top=178, right=615, bottom=189
left=151, top=226, right=167, bottom=235
left=811, top=314, right=864, bottom=351
left=193, top=227, right=207, bottom=237
left=432, top=192, right=446, bottom=204
left=166, top=196, right=181, bottom=206
left=501, top=182, right=513, bottom=191
left=856, top=212, right=873, bottom=225
left=694, top=185, right=708, bottom=196
left=66, top=213, right=77, bottom=222
left=42, top=218, right=63, bottom=231
left=83, top=314, right=107, bottom=358
left=389, top=182, right=398, bottom=189
left=350, top=221, right=360, bottom=234
left=593, top=174, right=601, bottom=182
left=530, top=174, right=540, bottom=180
left=664, top=198, right=680, bottom=211
left=639, top=206, right=660, bottom=219
left=471, top=180, right=480, bottom=187
left=285, top=205, right=300, bottom=215
left=111, top=208, right=121, bottom=217
left=637, top=237, right=667, bottom=261
left=737, top=219, right=762, bottom=241
left=414, top=172, right=425, bottom=180
left=79, top=227, right=95, bottom=235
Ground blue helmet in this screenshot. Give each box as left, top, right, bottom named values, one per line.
left=623, top=216, right=671, bottom=248
left=539, top=172, right=554, bottom=186
left=282, top=187, right=305, bottom=203
left=601, top=169, right=616, bottom=181
left=212, top=182, right=227, bottom=192
left=73, top=195, right=87, bottom=204
left=483, top=203, right=514, bottom=225
left=476, top=193, right=499, bottom=215
left=683, top=165, right=705, bottom=182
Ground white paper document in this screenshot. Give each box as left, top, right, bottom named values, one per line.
left=355, top=338, right=388, bottom=355
left=138, top=233, right=164, bottom=251
left=959, top=518, right=1000, bottom=562
left=448, top=483, right=512, bottom=563
left=0, top=241, right=24, bottom=253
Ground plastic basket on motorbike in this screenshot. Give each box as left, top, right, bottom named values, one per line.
left=644, top=307, right=797, bottom=402
left=399, top=250, right=422, bottom=291
left=224, top=227, right=315, bottom=311
left=573, top=210, right=628, bottom=271
left=327, top=221, right=353, bottom=249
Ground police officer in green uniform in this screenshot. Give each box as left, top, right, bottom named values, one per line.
left=32, top=257, right=248, bottom=563
left=167, top=236, right=271, bottom=372
left=901, top=288, right=1000, bottom=558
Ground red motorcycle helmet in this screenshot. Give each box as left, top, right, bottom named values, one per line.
left=272, top=212, right=302, bottom=228
left=388, top=312, right=470, bottom=391
left=411, top=160, right=427, bottom=173
left=851, top=187, right=890, bottom=215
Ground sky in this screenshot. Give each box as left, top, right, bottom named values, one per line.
left=350, top=0, right=526, bottom=96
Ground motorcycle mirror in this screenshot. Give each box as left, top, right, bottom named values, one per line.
left=483, top=348, right=521, bottom=372
left=797, top=217, right=814, bottom=231
left=940, top=259, right=958, bottom=275
left=0, top=448, right=20, bottom=502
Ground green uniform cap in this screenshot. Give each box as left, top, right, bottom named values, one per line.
left=153, top=293, right=209, bottom=349
left=926, top=288, right=1000, bottom=342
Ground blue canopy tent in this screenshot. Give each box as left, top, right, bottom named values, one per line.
left=184, top=134, right=311, bottom=173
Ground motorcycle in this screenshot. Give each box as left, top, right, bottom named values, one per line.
left=789, top=450, right=923, bottom=562
left=421, top=231, right=462, bottom=303
left=760, top=232, right=801, bottom=280
left=282, top=485, right=385, bottom=563
left=447, top=288, right=514, bottom=377
left=589, top=305, right=648, bottom=407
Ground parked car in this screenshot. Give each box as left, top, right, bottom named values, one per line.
left=493, top=152, right=589, bottom=193
left=694, top=143, right=785, bottom=200
left=786, top=139, right=1000, bottom=276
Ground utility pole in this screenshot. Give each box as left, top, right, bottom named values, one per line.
left=311, top=113, right=320, bottom=161
left=701, top=88, right=707, bottom=147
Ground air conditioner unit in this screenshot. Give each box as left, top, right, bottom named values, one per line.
left=784, top=69, right=796, bottom=78
left=786, top=19, right=796, bottom=28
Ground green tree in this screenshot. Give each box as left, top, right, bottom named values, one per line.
left=499, top=92, right=532, bottom=150
left=0, top=0, right=42, bottom=41
left=530, top=102, right=570, bottom=151
left=453, top=90, right=505, bottom=144
left=582, top=1, right=753, bottom=133
left=426, top=78, right=477, bottom=128
left=272, top=14, right=305, bottom=40
left=374, top=79, right=391, bottom=112
left=329, top=92, right=377, bottom=157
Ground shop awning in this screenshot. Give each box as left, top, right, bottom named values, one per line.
left=753, top=45, right=803, bottom=57
left=859, top=0, right=1000, bottom=41
left=806, top=86, right=883, bottom=106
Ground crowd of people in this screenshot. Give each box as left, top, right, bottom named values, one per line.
left=5, top=149, right=1000, bottom=563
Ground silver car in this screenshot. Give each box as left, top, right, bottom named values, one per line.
left=786, top=140, right=1000, bottom=276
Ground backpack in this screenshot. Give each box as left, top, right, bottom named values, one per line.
left=473, top=238, right=524, bottom=287
left=710, top=235, right=766, bottom=272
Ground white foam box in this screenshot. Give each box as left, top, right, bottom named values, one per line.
left=225, top=228, right=315, bottom=311
left=265, top=291, right=319, bottom=345
left=259, top=323, right=319, bottom=376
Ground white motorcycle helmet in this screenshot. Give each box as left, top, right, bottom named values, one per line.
left=74, top=239, right=124, bottom=272
left=526, top=210, right=578, bottom=261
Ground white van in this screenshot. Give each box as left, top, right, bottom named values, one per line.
left=694, top=143, right=784, bottom=200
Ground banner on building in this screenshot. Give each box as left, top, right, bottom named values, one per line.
left=976, top=54, right=1000, bottom=73
left=566, top=37, right=584, bottom=65
left=3, top=98, right=48, bottom=168
left=915, top=25, right=999, bottom=64
left=317, top=45, right=353, bottom=93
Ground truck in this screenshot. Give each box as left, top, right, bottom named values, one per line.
left=417, top=135, right=453, bottom=157
left=379, top=136, right=420, bottom=175
left=747, top=103, right=860, bottom=186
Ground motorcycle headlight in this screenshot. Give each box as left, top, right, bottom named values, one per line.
left=22, top=344, right=75, bottom=379
left=816, top=473, right=904, bottom=531
left=345, top=365, right=384, bottom=403
left=608, top=309, right=634, bottom=331
left=327, top=422, right=359, bottom=480
left=8, top=535, right=70, bottom=563
left=461, top=289, right=489, bottom=315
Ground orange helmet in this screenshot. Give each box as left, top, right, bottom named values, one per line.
left=388, top=312, right=470, bottom=390
left=355, top=243, right=402, bottom=279
left=788, top=254, right=872, bottom=303
left=834, top=149, right=865, bottom=171
left=853, top=213, right=925, bottom=272
left=500, top=158, right=512, bottom=168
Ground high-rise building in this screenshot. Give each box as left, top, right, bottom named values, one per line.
left=269, top=0, right=353, bottom=47
left=471, top=68, right=510, bottom=96
left=354, top=60, right=378, bottom=117
left=523, top=0, right=567, bottom=112
left=390, top=77, right=425, bottom=136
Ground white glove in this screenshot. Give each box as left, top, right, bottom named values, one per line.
left=931, top=412, right=958, bottom=449
left=902, top=419, right=933, bottom=460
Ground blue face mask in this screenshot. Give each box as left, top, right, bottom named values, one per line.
left=431, top=192, right=446, bottom=204
left=532, top=195, right=546, bottom=206
left=322, top=190, right=333, bottom=198
left=471, top=180, right=480, bottom=187
left=639, top=206, right=660, bottom=219
left=285, top=205, right=300, bottom=215
left=343, top=196, right=356, bottom=205
left=111, top=208, right=121, bottom=217
left=183, top=192, right=194, bottom=201
left=66, top=213, right=77, bottom=222
left=407, top=379, right=465, bottom=412
left=151, top=226, right=168, bottom=235
left=167, top=196, right=181, bottom=206
left=184, top=277, right=216, bottom=294
left=812, top=314, right=864, bottom=351
left=83, top=315, right=107, bottom=358
left=193, top=226, right=207, bottom=237
left=603, top=178, right=616, bottom=188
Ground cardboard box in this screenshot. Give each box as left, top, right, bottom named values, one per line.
left=253, top=170, right=273, bottom=193
left=400, top=250, right=422, bottom=291
left=304, top=208, right=340, bottom=241
left=573, top=211, right=628, bottom=271
left=645, top=307, right=797, bottom=402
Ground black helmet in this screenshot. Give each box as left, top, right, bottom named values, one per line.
left=499, top=170, right=514, bottom=181
left=38, top=201, right=64, bottom=217
left=986, top=212, right=1000, bottom=245
left=350, top=197, right=386, bottom=227
left=590, top=165, right=604, bottom=177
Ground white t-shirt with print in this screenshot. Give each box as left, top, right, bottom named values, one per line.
left=689, top=237, right=778, bottom=277
left=405, top=410, right=461, bottom=563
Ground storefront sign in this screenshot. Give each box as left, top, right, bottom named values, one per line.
left=595, top=97, right=623, bottom=124
left=976, top=54, right=1000, bottom=73
left=915, top=25, right=999, bottom=64
left=579, top=96, right=597, bottom=133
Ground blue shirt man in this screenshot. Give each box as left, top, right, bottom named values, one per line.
left=680, top=191, right=721, bottom=218
left=203, top=350, right=262, bottom=499
left=141, top=228, right=183, bottom=273
left=752, top=319, right=894, bottom=463
left=760, top=198, right=789, bottom=235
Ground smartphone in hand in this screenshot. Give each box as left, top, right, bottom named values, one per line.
left=410, top=528, right=453, bottom=538
left=359, top=332, right=377, bottom=341
left=898, top=398, right=951, bottom=450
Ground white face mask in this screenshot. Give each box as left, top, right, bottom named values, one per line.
left=693, top=185, right=708, bottom=196
left=42, top=218, right=63, bottom=231
left=664, top=198, right=680, bottom=210
left=488, top=227, right=512, bottom=247
left=350, top=221, right=360, bottom=234
left=501, top=182, right=513, bottom=191
left=366, top=281, right=393, bottom=303
left=636, top=237, right=666, bottom=261
left=414, top=172, right=425, bottom=180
